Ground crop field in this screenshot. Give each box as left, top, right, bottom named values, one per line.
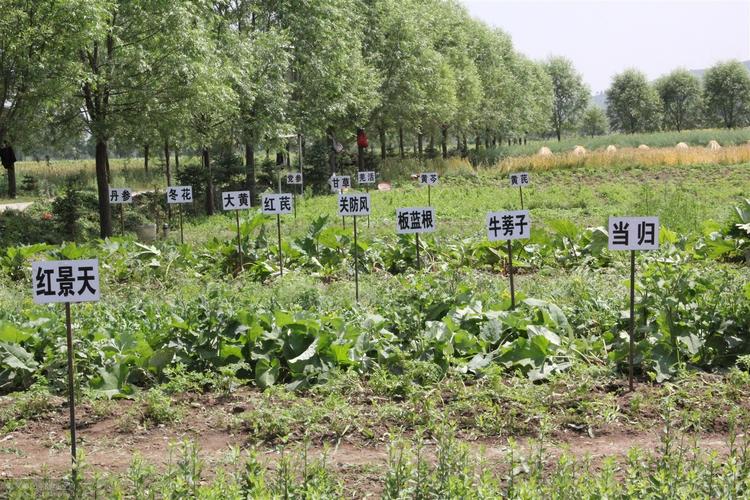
left=0, top=152, right=749, bottom=498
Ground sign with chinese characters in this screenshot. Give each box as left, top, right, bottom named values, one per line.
left=608, top=217, right=660, bottom=251
left=487, top=210, right=531, bottom=241
left=396, top=207, right=436, bottom=234
left=418, top=172, right=439, bottom=185
left=357, top=171, right=376, bottom=184
left=167, top=186, right=193, bottom=204
left=285, top=172, right=303, bottom=185
left=338, top=193, right=371, bottom=216
left=329, top=175, right=351, bottom=192
left=221, top=191, right=251, bottom=211
left=262, top=193, right=293, bottom=215
left=509, top=172, right=531, bottom=187
left=109, top=188, right=133, bottom=204
left=32, top=259, right=100, bottom=304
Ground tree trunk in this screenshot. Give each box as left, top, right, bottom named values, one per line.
left=164, top=140, right=171, bottom=186
left=245, top=142, right=256, bottom=204
left=399, top=127, right=405, bottom=158
left=556, top=129, right=561, bottom=142
left=105, top=155, right=111, bottom=184
left=417, top=132, right=423, bottom=157
left=429, top=135, right=434, bottom=153
left=441, top=126, right=448, bottom=159
left=379, top=128, right=386, bottom=160
left=144, top=144, right=149, bottom=173
left=286, top=142, right=291, bottom=167
left=95, top=140, right=112, bottom=238
left=7, top=165, right=16, bottom=199
left=175, top=149, right=180, bottom=175
left=203, top=147, right=214, bottom=216
left=475, top=136, right=481, bottom=150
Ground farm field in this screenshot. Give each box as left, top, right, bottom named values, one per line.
left=0, top=156, right=749, bottom=497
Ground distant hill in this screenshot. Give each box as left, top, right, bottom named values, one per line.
left=591, top=60, right=750, bottom=111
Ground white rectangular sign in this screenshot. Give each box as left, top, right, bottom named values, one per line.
left=285, top=172, right=303, bottom=185
left=487, top=210, right=531, bottom=241
left=509, top=172, right=531, bottom=187
left=418, top=172, right=439, bottom=185
left=167, top=186, right=193, bottom=204
left=396, top=207, right=436, bottom=234
left=357, top=171, right=376, bottom=184
left=262, top=193, right=293, bottom=215
left=329, top=175, right=351, bottom=192
left=32, top=259, right=100, bottom=304
left=109, top=188, right=133, bottom=204
left=338, top=193, right=371, bottom=216
left=608, top=216, right=660, bottom=250
left=221, top=190, right=251, bottom=211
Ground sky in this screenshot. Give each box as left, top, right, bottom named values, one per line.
left=460, top=0, right=750, bottom=93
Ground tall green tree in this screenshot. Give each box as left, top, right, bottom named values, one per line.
left=703, top=60, right=750, bottom=129
left=0, top=0, right=94, bottom=198
left=73, top=0, right=206, bottom=237
left=579, top=106, right=608, bottom=137
left=543, top=56, right=589, bottom=141
left=606, top=69, right=661, bottom=133
left=655, top=69, right=702, bottom=132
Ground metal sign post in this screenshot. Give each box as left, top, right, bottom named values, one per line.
left=338, top=193, right=371, bottom=302
left=109, top=188, right=133, bottom=236
left=167, top=186, right=193, bottom=244
left=221, top=190, right=251, bottom=270
left=262, top=193, right=294, bottom=277
left=487, top=210, right=531, bottom=310
left=396, top=207, right=436, bottom=272
left=509, top=172, right=531, bottom=210
left=32, top=259, right=100, bottom=486
left=608, top=216, right=660, bottom=391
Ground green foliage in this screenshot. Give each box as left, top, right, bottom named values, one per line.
left=703, top=60, right=750, bottom=128
left=606, top=69, right=662, bottom=133
left=655, top=69, right=704, bottom=131
left=544, top=56, right=590, bottom=140
left=579, top=106, right=609, bottom=138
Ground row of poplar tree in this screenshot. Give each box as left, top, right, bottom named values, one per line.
left=1, top=0, right=749, bottom=237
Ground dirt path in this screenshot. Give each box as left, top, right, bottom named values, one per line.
left=0, top=397, right=734, bottom=483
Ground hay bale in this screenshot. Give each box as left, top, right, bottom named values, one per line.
left=638, top=144, right=650, bottom=150
left=675, top=142, right=689, bottom=150
left=707, top=140, right=721, bottom=150
left=572, top=145, right=587, bottom=156
left=606, top=145, right=617, bottom=153
left=537, top=146, right=552, bottom=156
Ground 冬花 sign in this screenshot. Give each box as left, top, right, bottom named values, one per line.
left=396, top=207, right=435, bottom=234
left=608, top=217, right=660, bottom=251
left=262, top=193, right=293, bottom=215
left=338, top=193, right=371, bottom=216
left=109, top=188, right=133, bottom=204
left=418, top=172, right=438, bottom=185
left=285, top=172, right=303, bottom=185
left=221, top=191, right=251, bottom=211
left=166, top=186, right=193, bottom=204
left=487, top=210, right=531, bottom=241
left=357, top=171, right=376, bottom=184
left=32, top=259, right=100, bottom=304
left=329, top=175, right=351, bottom=192
left=509, top=172, right=531, bottom=187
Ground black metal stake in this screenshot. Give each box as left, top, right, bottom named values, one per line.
left=519, top=186, right=524, bottom=210
left=120, top=204, right=125, bottom=235
left=235, top=210, right=243, bottom=270
left=629, top=250, right=636, bottom=391
left=508, top=240, right=516, bottom=309
left=64, top=302, right=78, bottom=483
left=428, top=185, right=431, bottom=206
left=416, top=233, right=421, bottom=270
left=178, top=205, right=184, bottom=244
left=277, top=214, right=283, bottom=276
left=353, top=216, right=359, bottom=302
left=293, top=191, right=297, bottom=220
